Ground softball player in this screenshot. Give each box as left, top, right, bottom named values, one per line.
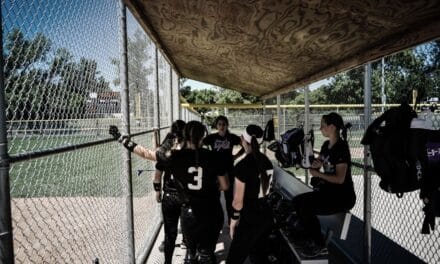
left=110, top=120, right=187, bottom=264
left=154, top=120, right=186, bottom=264
left=227, top=124, right=274, bottom=264
left=203, top=115, right=244, bottom=223
left=159, top=120, right=228, bottom=264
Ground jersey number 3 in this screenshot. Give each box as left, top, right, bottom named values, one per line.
left=188, top=167, right=203, bottom=190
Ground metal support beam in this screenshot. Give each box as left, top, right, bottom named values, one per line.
left=363, top=63, right=372, bottom=264
left=262, top=101, right=266, bottom=154
left=0, top=3, right=14, bottom=261
left=304, top=85, right=310, bottom=185
left=169, top=67, right=173, bottom=124
left=276, top=95, right=281, bottom=140
left=118, top=2, right=135, bottom=262
left=155, top=48, right=161, bottom=142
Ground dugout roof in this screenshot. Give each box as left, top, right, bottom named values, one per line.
left=125, top=0, right=440, bottom=98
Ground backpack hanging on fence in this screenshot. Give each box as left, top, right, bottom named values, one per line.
left=361, top=103, right=420, bottom=197
left=416, top=128, right=440, bottom=234
left=263, top=119, right=275, bottom=142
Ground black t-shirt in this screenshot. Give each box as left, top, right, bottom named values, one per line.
left=317, top=139, right=354, bottom=195
left=159, top=148, right=226, bottom=204
left=234, top=153, right=273, bottom=208
left=203, top=132, right=241, bottom=169
left=155, top=161, right=177, bottom=193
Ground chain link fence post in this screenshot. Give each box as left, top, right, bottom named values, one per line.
left=154, top=48, right=161, bottom=142
left=0, top=4, right=14, bottom=261
left=276, top=95, right=281, bottom=140
left=304, top=85, right=310, bottom=185
left=363, top=62, right=372, bottom=264
left=119, top=2, right=135, bottom=262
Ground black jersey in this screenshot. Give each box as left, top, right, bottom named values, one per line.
left=317, top=139, right=354, bottom=195
left=162, top=148, right=226, bottom=204
left=203, top=132, right=241, bottom=169
left=234, top=153, right=273, bottom=207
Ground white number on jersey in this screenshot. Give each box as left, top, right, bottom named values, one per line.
left=188, top=167, right=203, bottom=190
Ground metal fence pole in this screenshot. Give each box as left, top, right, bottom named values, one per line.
left=283, top=107, right=286, bottom=134
left=304, top=85, right=310, bottom=185
left=169, top=67, right=173, bottom=123
left=155, top=48, right=161, bottom=141
left=276, top=95, right=281, bottom=139
left=262, top=101, right=267, bottom=154
left=0, top=4, right=15, bottom=261
left=363, top=62, right=372, bottom=264
left=119, top=2, right=135, bottom=263
left=177, top=77, right=182, bottom=120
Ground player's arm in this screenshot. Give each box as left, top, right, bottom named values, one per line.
left=310, top=163, right=347, bottom=184
left=217, top=175, right=229, bottom=191
left=230, top=178, right=245, bottom=238
left=232, top=178, right=245, bottom=212
left=109, top=125, right=157, bottom=161
left=233, top=147, right=245, bottom=160
left=133, top=144, right=157, bottom=161
left=232, top=135, right=245, bottom=160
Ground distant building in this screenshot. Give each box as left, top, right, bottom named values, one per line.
left=86, top=92, right=121, bottom=116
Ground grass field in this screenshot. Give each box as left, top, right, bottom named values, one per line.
left=8, top=134, right=156, bottom=198
left=7, top=128, right=367, bottom=198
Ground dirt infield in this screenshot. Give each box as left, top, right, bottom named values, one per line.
left=12, top=196, right=160, bottom=264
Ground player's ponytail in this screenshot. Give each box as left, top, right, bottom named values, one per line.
left=184, top=121, right=206, bottom=167
left=322, top=112, right=351, bottom=142
left=243, top=124, right=270, bottom=194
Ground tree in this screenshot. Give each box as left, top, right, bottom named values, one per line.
left=3, top=28, right=111, bottom=122
left=111, top=29, right=154, bottom=117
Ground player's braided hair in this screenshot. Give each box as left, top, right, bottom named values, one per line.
left=184, top=121, right=206, bottom=167
left=246, top=125, right=270, bottom=194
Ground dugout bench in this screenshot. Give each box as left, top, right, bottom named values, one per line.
left=272, top=164, right=352, bottom=264
left=271, top=164, right=427, bottom=264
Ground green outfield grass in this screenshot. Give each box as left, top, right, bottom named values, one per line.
left=8, top=135, right=155, bottom=198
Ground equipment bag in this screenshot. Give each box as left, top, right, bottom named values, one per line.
left=361, top=103, right=419, bottom=197
left=268, top=127, right=308, bottom=168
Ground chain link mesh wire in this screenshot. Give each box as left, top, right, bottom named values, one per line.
left=125, top=10, right=165, bottom=261
left=1, top=0, right=192, bottom=262
left=2, top=0, right=134, bottom=262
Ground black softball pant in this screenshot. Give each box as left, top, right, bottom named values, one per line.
left=162, top=192, right=182, bottom=264
left=180, top=202, right=224, bottom=264
left=292, top=190, right=356, bottom=246
left=227, top=202, right=274, bottom=264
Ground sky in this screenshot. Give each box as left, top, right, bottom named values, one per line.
left=184, top=78, right=331, bottom=92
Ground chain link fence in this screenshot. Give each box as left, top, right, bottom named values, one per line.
left=219, top=96, right=440, bottom=263
left=1, top=1, right=199, bottom=263
left=2, top=0, right=438, bottom=263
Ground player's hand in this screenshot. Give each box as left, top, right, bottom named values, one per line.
left=155, top=191, right=162, bottom=203
left=109, top=125, right=121, bottom=140
left=310, top=158, right=322, bottom=169
left=229, top=219, right=239, bottom=239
